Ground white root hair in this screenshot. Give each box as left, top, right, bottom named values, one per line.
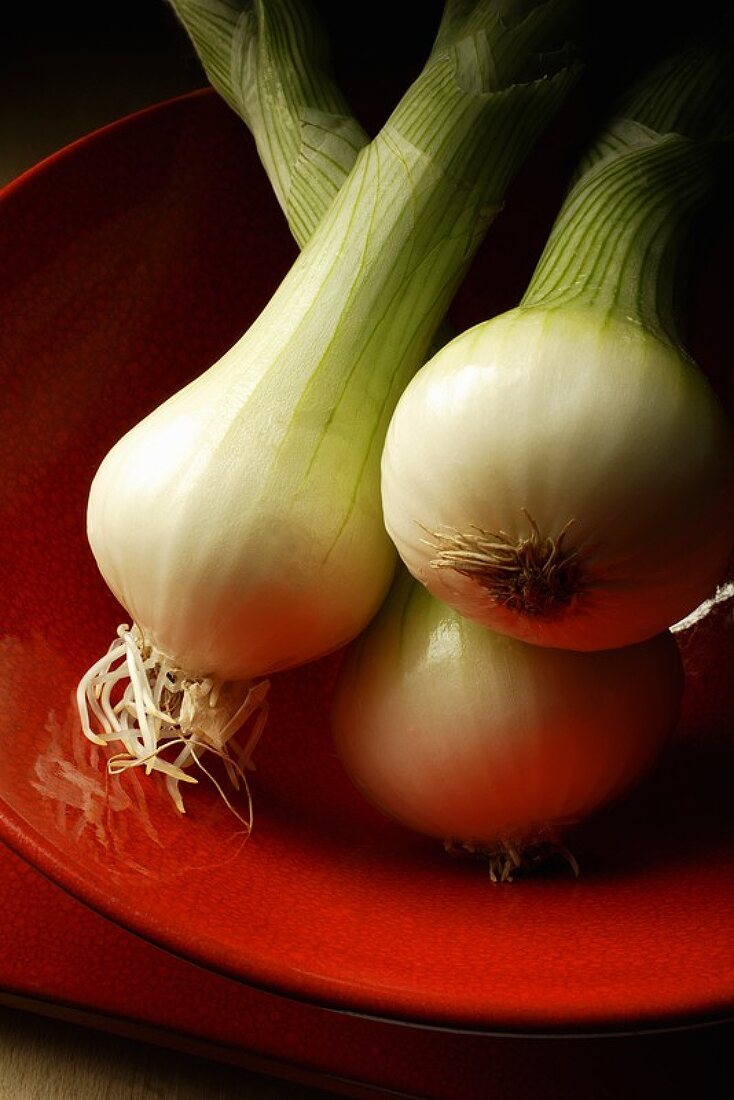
left=76, top=624, right=270, bottom=822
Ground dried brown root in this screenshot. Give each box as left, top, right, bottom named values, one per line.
left=444, top=833, right=581, bottom=883
left=422, top=508, right=583, bottom=616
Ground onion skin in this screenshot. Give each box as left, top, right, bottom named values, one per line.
left=332, top=571, right=684, bottom=853
left=381, top=307, right=734, bottom=651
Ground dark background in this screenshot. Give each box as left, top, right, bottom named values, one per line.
left=2, top=0, right=730, bottom=187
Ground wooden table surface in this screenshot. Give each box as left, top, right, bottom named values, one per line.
left=0, top=1002, right=328, bottom=1100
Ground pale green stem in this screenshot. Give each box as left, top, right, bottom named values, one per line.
left=172, top=0, right=581, bottom=354
left=207, top=10, right=581, bottom=542
left=169, top=0, right=369, bottom=246
left=170, top=0, right=579, bottom=243
left=521, top=26, right=734, bottom=346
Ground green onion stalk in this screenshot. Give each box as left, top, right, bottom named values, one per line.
left=381, top=25, right=734, bottom=653
left=77, top=0, right=581, bottom=810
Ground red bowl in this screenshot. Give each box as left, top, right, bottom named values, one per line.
left=0, top=88, right=733, bottom=1092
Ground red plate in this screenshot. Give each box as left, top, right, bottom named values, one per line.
left=3, top=837, right=731, bottom=1100
left=0, top=89, right=733, bottom=1041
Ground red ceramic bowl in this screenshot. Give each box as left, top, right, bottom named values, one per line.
left=0, top=88, right=733, bottom=1062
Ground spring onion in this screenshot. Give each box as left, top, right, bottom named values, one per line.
left=77, top=0, right=581, bottom=806
left=381, top=29, right=734, bottom=651
left=332, top=569, right=683, bottom=880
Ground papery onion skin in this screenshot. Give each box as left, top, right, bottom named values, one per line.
left=332, top=572, right=684, bottom=849
left=381, top=306, right=734, bottom=651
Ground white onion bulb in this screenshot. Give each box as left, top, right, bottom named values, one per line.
left=381, top=307, right=734, bottom=651
left=332, top=570, right=684, bottom=879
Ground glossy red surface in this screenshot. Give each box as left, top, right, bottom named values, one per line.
left=3, top=838, right=731, bottom=1100
left=0, top=89, right=733, bottom=1039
